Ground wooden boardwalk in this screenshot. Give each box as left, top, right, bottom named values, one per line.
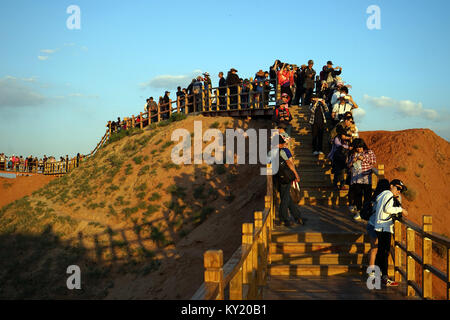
left=262, top=105, right=412, bottom=300
left=264, top=205, right=410, bottom=300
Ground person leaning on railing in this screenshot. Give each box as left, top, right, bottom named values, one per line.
left=372, top=179, right=409, bottom=287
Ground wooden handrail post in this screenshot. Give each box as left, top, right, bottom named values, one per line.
left=216, top=91, right=220, bottom=111
left=201, top=86, right=205, bottom=112
left=237, top=85, right=241, bottom=110
left=226, top=87, right=230, bottom=110
left=276, top=84, right=281, bottom=101
left=242, top=223, right=253, bottom=299
left=108, top=121, right=112, bottom=136
left=254, top=211, right=266, bottom=295
left=229, top=266, right=243, bottom=300
left=131, top=115, right=135, bottom=128
left=157, top=102, right=161, bottom=122
left=394, top=220, right=402, bottom=282
left=423, top=215, right=433, bottom=299
left=406, top=227, right=416, bottom=296
left=204, top=250, right=224, bottom=300
left=177, top=96, right=180, bottom=113
left=139, top=112, right=143, bottom=129
left=169, top=99, right=172, bottom=118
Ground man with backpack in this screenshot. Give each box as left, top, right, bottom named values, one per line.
left=372, top=179, right=409, bottom=287
left=270, top=133, right=304, bottom=227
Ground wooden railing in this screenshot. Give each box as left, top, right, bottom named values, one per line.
left=393, top=216, right=450, bottom=300
left=191, top=164, right=275, bottom=300
left=108, top=81, right=279, bottom=135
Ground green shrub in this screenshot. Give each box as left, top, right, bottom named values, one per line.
left=133, top=156, right=143, bottom=165
left=209, top=121, right=220, bottom=129
left=161, top=141, right=174, bottom=150
left=136, top=192, right=146, bottom=200
left=135, top=182, right=147, bottom=192
left=144, top=204, right=160, bottom=216
left=123, top=207, right=139, bottom=218
left=162, top=162, right=180, bottom=170
left=166, top=185, right=186, bottom=198
left=155, top=139, right=163, bottom=145
left=412, top=145, right=419, bottom=150
left=139, top=165, right=150, bottom=175
left=148, top=192, right=161, bottom=201
left=125, top=164, right=133, bottom=175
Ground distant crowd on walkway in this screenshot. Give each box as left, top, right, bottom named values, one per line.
left=0, top=152, right=82, bottom=173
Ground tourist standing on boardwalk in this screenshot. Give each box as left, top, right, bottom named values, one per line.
left=277, top=64, right=294, bottom=106
left=373, top=179, right=409, bottom=287
left=274, top=94, right=293, bottom=136
left=366, top=178, right=390, bottom=274
left=218, top=72, right=226, bottom=110
left=226, top=68, right=240, bottom=108
left=347, top=138, right=376, bottom=220
left=292, top=64, right=306, bottom=105
left=270, top=133, right=304, bottom=227
left=303, top=60, right=316, bottom=106
left=309, top=96, right=329, bottom=155
left=323, top=60, right=342, bottom=87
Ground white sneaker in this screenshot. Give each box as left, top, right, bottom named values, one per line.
left=318, top=151, right=324, bottom=155
left=348, top=205, right=356, bottom=212
left=353, top=213, right=361, bottom=220
left=313, top=151, right=319, bottom=155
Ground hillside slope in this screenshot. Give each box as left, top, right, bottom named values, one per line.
left=0, top=114, right=271, bottom=299
left=360, top=128, right=450, bottom=237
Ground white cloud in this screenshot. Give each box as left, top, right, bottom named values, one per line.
left=38, top=55, right=49, bottom=61
left=81, top=46, right=88, bottom=51
left=0, top=76, right=46, bottom=107
left=363, top=94, right=443, bottom=121
left=140, top=69, right=203, bottom=89
left=40, top=49, right=57, bottom=54
left=352, top=107, right=366, bottom=121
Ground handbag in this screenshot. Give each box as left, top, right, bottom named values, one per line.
left=290, top=181, right=301, bottom=203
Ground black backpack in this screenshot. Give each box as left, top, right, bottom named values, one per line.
left=361, top=196, right=397, bottom=221
left=360, top=200, right=375, bottom=221
left=277, top=158, right=296, bottom=184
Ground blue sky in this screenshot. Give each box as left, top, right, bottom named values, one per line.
left=1, top=0, right=449, bottom=158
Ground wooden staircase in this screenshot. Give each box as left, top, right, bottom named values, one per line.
left=264, top=104, right=405, bottom=300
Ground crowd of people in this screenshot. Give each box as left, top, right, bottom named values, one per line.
left=0, top=153, right=82, bottom=173
left=270, top=58, right=409, bottom=288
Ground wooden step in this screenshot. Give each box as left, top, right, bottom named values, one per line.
left=270, top=253, right=368, bottom=265
left=298, top=197, right=349, bottom=206
left=270, top=242, right=372, bottom=254
left=271, top=232, right=369, bottom=243
left=268, top=264, right=366, bottom=276
left=268, top=264, right=394, bottom=277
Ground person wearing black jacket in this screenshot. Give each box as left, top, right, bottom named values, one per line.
left=292, top=64, right=306, bottom=105
left=218, top=72, right=226, bottom=110
left=226, top=68, right=240, bottom=108
left=303, top=60, right=316, bottom=106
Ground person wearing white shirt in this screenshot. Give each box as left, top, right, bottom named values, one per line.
left=331, top=94, right=358, bottom=125
left=373, top=179, right=409, bottom=287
